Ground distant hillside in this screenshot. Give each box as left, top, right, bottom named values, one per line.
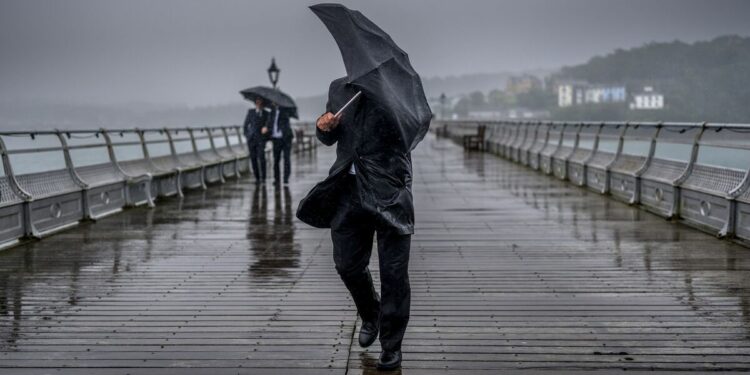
left=554, top=35, right=750, bottom=122
left=294, top=70, right=552, bottom=121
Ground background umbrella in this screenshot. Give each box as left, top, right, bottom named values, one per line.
left=310, top=3, right=431, bottom=151
left=239, top=86, right=299, bottom=119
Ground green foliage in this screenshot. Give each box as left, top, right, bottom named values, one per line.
left=555, top=35, right=750, bottom=123
left=516, top=88, right=556, bottom=110
left=468, top=91, right=486, bottom=107
left=454, top=97, right=470, bottom=117
left=487, top=89, right=515, bottom=108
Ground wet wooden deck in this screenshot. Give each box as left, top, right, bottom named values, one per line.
left=1, top=134, right=750, bottom=374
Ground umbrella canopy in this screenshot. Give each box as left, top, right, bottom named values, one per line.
left=239, top=86, right=298, bottom=118
left=310, top=3, right=431, bottom=151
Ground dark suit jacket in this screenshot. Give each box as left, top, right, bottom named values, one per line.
left=265, top=108, right=294, bottom=142
left=296, top=78, right=414, bottom=235
left=243, top=108, right=269, bottom=144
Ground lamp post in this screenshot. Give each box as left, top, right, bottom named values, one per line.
left=267, top=58, right=280, bottom=89
left=439, top=93, right=447, bottom=120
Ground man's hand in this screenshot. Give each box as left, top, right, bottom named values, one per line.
left=261, top=126, right=268, bottom=135
left=316, top=112, right=340, bottom=132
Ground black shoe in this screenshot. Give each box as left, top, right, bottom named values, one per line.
left=377, top=350, right=402, bottom=371
left=358, top=321, right=378, bottom=348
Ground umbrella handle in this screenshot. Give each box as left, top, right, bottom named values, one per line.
left=334, top=91, right=362, bottom=118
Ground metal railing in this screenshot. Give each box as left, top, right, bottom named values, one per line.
left=0, top=124, right=316, bottom=250
left=436, top=120, right=750, bottom=243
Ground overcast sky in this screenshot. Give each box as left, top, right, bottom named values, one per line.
left=1, top=0, right=749, bottom=107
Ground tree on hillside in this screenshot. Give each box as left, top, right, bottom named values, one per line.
left=553, top=35, right=750, bottom=123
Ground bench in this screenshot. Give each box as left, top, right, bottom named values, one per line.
left=528, top=123, right=551, bottom=171
left=206, top=127, right=239, bottom=179
left=483, top=123, right=504, bottom=156
left=638, top=124, right=703, bottom=218
left=677, top=125, right=750, bottom=237
left=0, top=137, right=28, bottom=248
left=518, top=123, right=541, bottom=167
left=294, top=127, right=317, bottom=153
left=226, top=126, right=251, bottom=174
left=551, top=123, right=581, bottom=180
left=110, top=130, right=180, bottom=200
left=608, top=124, right=660, bottom=204
left=508, top=123, right=530, bottom=162
left=165, top=128, right=207, bottom=191
left=566, top=124, right=600, bottom=186
left=462, top=125, right=486, bottom=151
left=539, top=123, right=565, bottom=175
left=66, top=130, right=146, bottom=219
left=191, top=128, right=226, bottom=184
left=585, top=124, right=626, bottom=194
left=1, top=132, right=87, bottom=238
left=483, top=123, right=507, bottom=157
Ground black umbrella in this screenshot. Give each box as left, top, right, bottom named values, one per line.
left=310, top=3, right=431, bottom=151
left=239, top=86, right=298, bottom=119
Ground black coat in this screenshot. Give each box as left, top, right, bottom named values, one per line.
left=265, top=108, right=294, bottom=141
left=243, top=108, right=269, bottom=144
left=296, top=78, right=414, bottom=235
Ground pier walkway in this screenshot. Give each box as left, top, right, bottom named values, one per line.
left=1, top=134, right=750, bottom=374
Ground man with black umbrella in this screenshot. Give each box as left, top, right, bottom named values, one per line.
left=297, top=4, right=432, bottom=371
left=242, top=98, right=269, bottom=183
left=266, top=103, right=294, bottom=185
left=312, top=81, right=413, bottom=371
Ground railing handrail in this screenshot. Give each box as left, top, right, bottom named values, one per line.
left=436, top=119, right=750, bottom=129
left=0, top=125, right=236, bottom=137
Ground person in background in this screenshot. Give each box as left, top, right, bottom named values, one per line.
left=243, top=98, right=270, bottom=184
left=266, top=103, right=294, bottom=185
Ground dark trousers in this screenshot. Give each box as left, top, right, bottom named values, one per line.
left=331, top=175, right=411, bottom=352
left=248, top=140, right=266, bottom=181
left=272, top=138, right=292, bottom=183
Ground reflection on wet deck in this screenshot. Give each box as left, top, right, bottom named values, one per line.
left=1, top=134, right=750, bottom=374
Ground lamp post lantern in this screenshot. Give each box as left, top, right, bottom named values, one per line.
left=267, top=58, right=280, bottom=89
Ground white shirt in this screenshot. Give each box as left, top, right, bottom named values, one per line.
left=349, top=163, right=356, bottom=175
left=272, top=110, right=282, bottom=139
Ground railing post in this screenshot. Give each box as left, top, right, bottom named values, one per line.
left=671, top=122, right=707, bottom=219
left=164, top=127, right=179, bottom=159
left=55, top=130, right=92, bottom=219
left=55, top=130, right=88, bottom=189
left=100, top=129, right=124, bottom=176
left=136, top=128, right=152, bottom=162
left=573, top=122, right=584, bottom=150
left=675, top=122, right=707, bottom=187
left=635, top=122, right=661, bottom=178
left=182, top=128, right=207, bottom=190
left=221, top=126, right=242, bottom=177
left=205, top=126, right=219, bottom=154
left=604, top=122, right=629, bottom=171
left=163, top=128, right=185, bottom=197
left=581, top=123, right=604, bottom=166
left=187, top=128, right=200, bottom=156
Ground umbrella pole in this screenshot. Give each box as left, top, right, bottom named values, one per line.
left=334, top=91, right=362, bottom=117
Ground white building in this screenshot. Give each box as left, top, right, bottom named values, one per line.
left=558, top=81, right=626, bottom=107
left=557, top=81, right=588, bottom=107
left=584, top=85, right=627, bottom=104
left=630, top=86, right=664, bottom=110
